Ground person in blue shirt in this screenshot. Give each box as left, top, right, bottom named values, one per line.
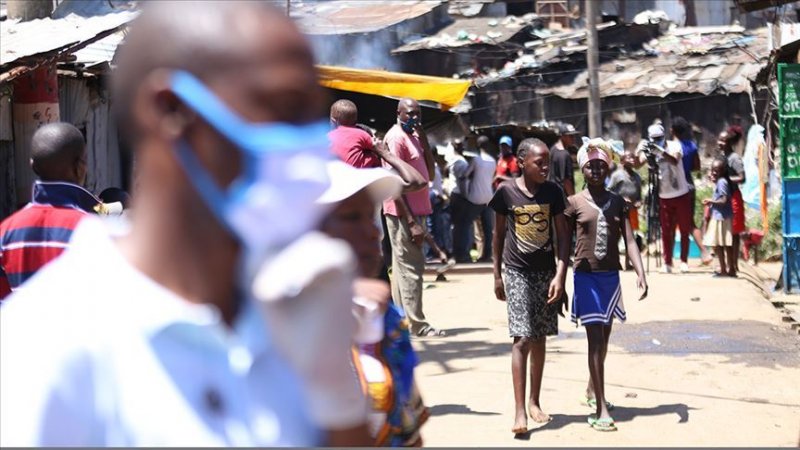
left=702, top=157, right=736, bottom=277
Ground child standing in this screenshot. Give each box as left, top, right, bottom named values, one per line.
left=607, top=148, right=643, bottom=269
left=489, top=138, right=571, bottom=434
left=565, top=138, right=648, bottom=432
left=702, top=157, right=736, bottom=277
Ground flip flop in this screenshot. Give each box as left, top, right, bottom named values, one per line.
left=587, top=415, right=617, bottom=432
left=584, top=396, right=615, bottom=411
left=417, top=327, right=446, bottom=337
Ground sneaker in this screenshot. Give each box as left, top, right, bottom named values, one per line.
left=660, top=265, right=673, bottom=274
left=680, top=262, right=690, bottom=273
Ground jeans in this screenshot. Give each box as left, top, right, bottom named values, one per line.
left=451, top=193, right=485, bottom=262
left=426, top=193, right=452, bottom=259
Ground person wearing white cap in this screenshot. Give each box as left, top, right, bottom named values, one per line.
left=317, top=161, right=430, bottom=446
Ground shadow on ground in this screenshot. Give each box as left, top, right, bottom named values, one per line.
left=428, top=403, right=501, bottom=417
left=556, top=320, right=800, bottom=369
left=513, top=403, right=696, bottom=440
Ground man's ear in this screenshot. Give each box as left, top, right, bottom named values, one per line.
left=30, top=158, right=39, bottom=177
left=134, top=70, right=193, bottom=141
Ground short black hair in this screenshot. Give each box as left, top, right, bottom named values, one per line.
left=30, top=122, right=85, bottom=181
left=671, top=117, right=692, bottom=141
left=99, top=187, right=131, bottom=209
left=712, top=155, right=729, bottom=179
left=517, top=138, right=548, bottom=159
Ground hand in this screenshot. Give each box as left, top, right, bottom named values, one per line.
left=637, top=275, right=648, bottom=301
left=372, top=140, right=390, bottom=158
left=702, top=198, right=711, bottom=206
left=438, top=250, right=448, bottom=264
left=409, top=222, right=424, bottom=247
left=352, top=277, right=391, bottom=312
left=494, top=276, right=506, bottom=301
left=557, top=291, right=568, bottom=318
left=547, top=277, right=563, bottom=304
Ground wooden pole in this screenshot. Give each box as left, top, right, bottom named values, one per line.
left=586, top=0, right=601, bottom=137
left=7, top=0, right=58, bottom=208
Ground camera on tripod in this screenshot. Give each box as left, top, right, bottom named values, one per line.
left=640, top=139, right=665, bottom=168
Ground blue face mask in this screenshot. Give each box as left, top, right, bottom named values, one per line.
left=400, top=116, right=418, bottom=133
left=169, top=70, right=332, bottom=285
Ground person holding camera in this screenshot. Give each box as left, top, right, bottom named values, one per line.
left=636, top=123, right=710, bottom=273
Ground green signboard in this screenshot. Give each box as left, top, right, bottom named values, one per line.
left=779, top=64, right=800, bottom=180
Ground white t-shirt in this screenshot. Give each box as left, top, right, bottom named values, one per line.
left=466, top=151, right=497, bottom=205
left=637, top=139, right=689, bottom=199
left=0, top=218, right=326, bottom=446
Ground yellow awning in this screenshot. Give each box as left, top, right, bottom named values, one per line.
left=316, top=65, right=471, bottom=111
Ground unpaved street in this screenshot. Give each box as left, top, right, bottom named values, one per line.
left=414, top=264, right=800, bottom=447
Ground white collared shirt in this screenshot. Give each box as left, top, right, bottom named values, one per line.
left=0, top=218, right=321, bottom=446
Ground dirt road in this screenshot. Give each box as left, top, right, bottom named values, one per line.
left=413, top=264, right=800, bottom=447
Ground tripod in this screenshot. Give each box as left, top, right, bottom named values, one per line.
left=644, top=154, right=662, bottom=273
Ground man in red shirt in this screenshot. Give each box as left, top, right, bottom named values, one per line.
left=494, top=135, right=519, bottom=189
left=329, top=99, right=426, bottom=191
left=0, top=122, right=98, bottom=299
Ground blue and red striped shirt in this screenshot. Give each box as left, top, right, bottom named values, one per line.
left=0, top=181, right=100, bottom=299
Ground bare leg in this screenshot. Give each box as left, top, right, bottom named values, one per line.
left=511, top=337, right=531, bottom=433
left=586, top=323, right=612, bottom=400
left=715, top=245, right=727, bottom=275
left=527, top=337, right=550, bottom=423
left=732, top=234, right=740, bottom=273
left=586, top=324, right=612, bottom=420
left=692, top=227, right=711, bottom=261
left=726, top=245, right=737, bottom=277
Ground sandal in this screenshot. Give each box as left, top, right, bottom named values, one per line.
left=417, top=327, right=446, bottom=337
left=584, top=397, right=615, bottom=411
left=587, top=415, right=617, bottom=432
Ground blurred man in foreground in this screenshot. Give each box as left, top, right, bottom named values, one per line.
left=0, top=1, right=368, bottom=446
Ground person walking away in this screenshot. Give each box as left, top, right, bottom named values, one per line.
left=471, top=136, right=497, bottom=262
left=449, top=138, right=480, bottom=263
left=671, top=117, right=712, bottom=268
left=718, top=126, right=745, bottom=273
left=489, top=138, right=570, bottom=434
left=548, top=123, right=578, bottom=196
left=608, top=147, right=643, bottom=269
left=1, top=2, right=370, bottom=445
left=566, top=138, right=648, bottom=432
left=318, top=161, right=429, bottom=446
left=382, top=98, right=444, bottom=337
left=0, top=122, right=97, bottom=300
left=703, top=157, right=736, bottom=277
left=494, top=135, right=519, bottom=189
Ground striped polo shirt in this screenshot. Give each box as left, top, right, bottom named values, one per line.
left=0, top=181, right=99, bottom=299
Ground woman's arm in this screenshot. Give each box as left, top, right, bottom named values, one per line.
left=493, top=214, right=507, bottom=301
left=548, top=214, right=570, bottom=304
left=623, top=212, right=648, bottom=300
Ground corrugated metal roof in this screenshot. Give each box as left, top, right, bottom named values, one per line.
left=393, top=14, right=539, bottom=53
left=72, top=30, right=125, bottom=67
left=0, top=11, right=137, bottom=67
left=535, top=27, right=769, bottom=99
left=294, top=0, right=442, bottom=35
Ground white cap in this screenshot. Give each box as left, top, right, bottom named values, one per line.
left=648, top=124, right=665, bottom=139
left=316, top=160, right=404, bottom=204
